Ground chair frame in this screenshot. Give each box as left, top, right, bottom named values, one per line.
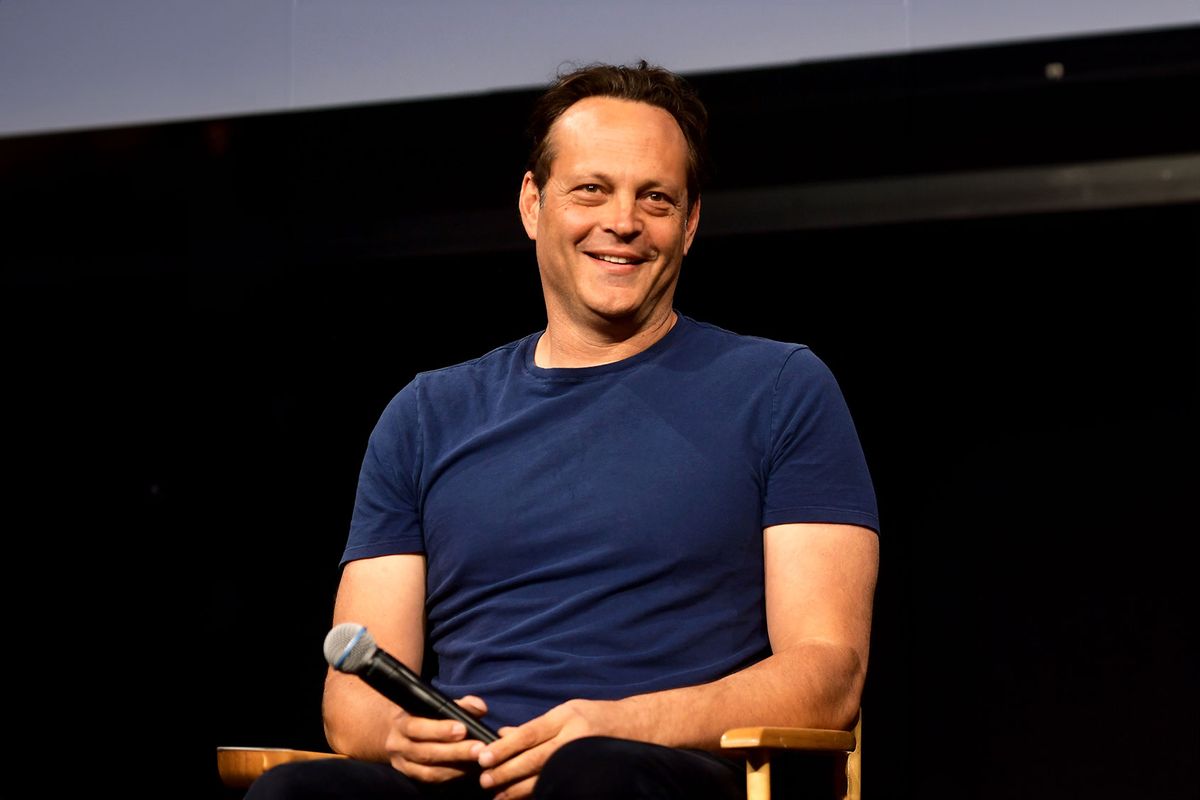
left=719, top=711, right=861, bottom=800
left=217, top=711, right=861, bottom=799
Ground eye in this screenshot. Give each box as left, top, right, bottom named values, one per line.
left=642, top=191, right=676, bottom=214
left=579, top=184, right=601, bottom=193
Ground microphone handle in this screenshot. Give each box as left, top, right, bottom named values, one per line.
left=362, top=650, right=499, bottom=743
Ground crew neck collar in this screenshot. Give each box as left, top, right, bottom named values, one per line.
left=522, top=312, right=688, bottom=381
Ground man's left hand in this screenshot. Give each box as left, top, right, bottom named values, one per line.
left=472, top=698, right=621, bottom=800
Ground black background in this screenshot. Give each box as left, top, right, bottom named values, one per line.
left=4, top=25, right=1196, bottom=799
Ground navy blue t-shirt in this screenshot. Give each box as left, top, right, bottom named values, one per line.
left=344, top=314, right=878, bottom=728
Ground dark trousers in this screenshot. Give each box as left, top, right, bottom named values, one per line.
left=243, top=736, right=746, bottom=800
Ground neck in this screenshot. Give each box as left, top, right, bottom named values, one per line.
left=534, top=309, right=678, bottom=368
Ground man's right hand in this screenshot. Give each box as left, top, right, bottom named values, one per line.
left=385, top=695, right=491, bottom=782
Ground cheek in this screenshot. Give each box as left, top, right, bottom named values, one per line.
left=650, top=219, right=687, bottom=251
left=555, top=206, right=600, bottom=237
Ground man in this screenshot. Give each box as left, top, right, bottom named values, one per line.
left=249, top=61, right=879, bottom=800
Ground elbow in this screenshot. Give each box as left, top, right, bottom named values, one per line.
left=321, top=694, right=346, bottom=754
left=834, top=647, right=868, bottom=730
left=779, top=639, right=867, bottom=730
left=321, top=679, right=361, bottom=757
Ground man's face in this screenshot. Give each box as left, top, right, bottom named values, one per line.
left=519, top=97, right=700, bottom=330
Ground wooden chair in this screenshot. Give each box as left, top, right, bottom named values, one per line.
left=216, top=747, right=348, bottom=790
left=217, top=710, right=861, bottom=799
left=719, top=710, right=861, bottom=800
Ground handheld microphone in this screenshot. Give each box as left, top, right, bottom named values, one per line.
left=323, top=622, right=498, bottom=743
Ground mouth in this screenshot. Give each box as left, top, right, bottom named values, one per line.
left=586, top=252, right=649, bottom=266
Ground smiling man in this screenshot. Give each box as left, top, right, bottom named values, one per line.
left=519, top=94, right=699, bottom=366
left=248, top=62, right=880, bottom=800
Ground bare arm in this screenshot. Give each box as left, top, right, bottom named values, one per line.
left=475, top=522, right=879, bottom=798
left=322, top=553, right=428, bottom=760
left=616, top=521, right=879, bottom=741
left=322, top=553, right=491, bottom=782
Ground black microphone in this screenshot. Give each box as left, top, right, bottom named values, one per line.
left=323, top=622, right=498, bottom=743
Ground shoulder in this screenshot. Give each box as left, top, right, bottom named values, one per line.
left=370, top=332, right=539, bottom=438
left=676, top=314, right=819, bottom=372
left=398, top=332, right=536, bottom=399
left=680, top=314, right=803, bottom=352
left=674, top=317, right=849, bottom=412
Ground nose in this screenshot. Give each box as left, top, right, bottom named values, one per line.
left=604, top=193, right=642, bottom=240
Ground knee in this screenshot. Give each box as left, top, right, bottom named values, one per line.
left=243, top=758, right=411, bottom=800
left=242, top=761, right=325, bottom=800
left=535, top=737, right=653, bottom=800
left=536, top=737, right=744, bottom=800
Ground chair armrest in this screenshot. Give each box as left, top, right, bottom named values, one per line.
left=720, top=726, right=856, bottom=752
left=721, top=721, right=861, bottom=800
left=216, top=747, right=347, bottom=789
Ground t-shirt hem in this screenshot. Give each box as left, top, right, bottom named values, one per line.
left=339, top=540, right=425, bottom=566
left=762, top=507, right=880, bottom=534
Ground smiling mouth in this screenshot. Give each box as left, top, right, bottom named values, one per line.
left=587, top=253, right=647, bottom=266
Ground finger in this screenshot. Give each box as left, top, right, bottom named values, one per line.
left=456, top=695, right=489, bottom=717
left=479, top=738, right=554, bottom=791
left=398, top=736, right=481, bottom=766
left=477, top=720, right=549, bottom=767
left=474, top=724, right=518, bottom=760
left=391, top=757, right=468, bottom=784
left=403, top=715, right=471, bottom=743
left=386, top=724, right=482, bottom=777
left=492, top=775, right=538, bottom=800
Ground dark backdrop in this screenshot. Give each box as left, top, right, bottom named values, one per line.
left=4, top=25, right=1196, bottom=800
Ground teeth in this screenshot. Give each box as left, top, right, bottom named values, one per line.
left=594, top=254, right=634, bottom=264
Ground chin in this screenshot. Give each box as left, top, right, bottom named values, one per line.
left=573, top=290, right=621, bottom=311
left=583, top=296, right=647, bottom=322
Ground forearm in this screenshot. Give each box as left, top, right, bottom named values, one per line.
left=322, top=669, right=397, bottom=761
left=611, top=639, right=865, bottom=750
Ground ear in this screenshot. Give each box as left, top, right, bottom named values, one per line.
left=518, top=171, right=540, bottom=241
left=682, top=194, right=701, bottom=255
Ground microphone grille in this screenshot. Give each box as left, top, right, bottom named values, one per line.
left=323, top=622, right=377, bottom=673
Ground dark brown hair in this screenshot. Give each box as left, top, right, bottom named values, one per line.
left=526, top=60, right=709, bottom=210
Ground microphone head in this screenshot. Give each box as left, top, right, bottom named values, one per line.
left=324, top=622, right=377, bottom=673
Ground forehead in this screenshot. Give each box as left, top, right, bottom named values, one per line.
left=546, top=97, right=688, bottom=181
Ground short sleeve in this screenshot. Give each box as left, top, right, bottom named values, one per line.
left=761, top=348, right=880, bottom=533
left=342, top=380, right=426, bottom=564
